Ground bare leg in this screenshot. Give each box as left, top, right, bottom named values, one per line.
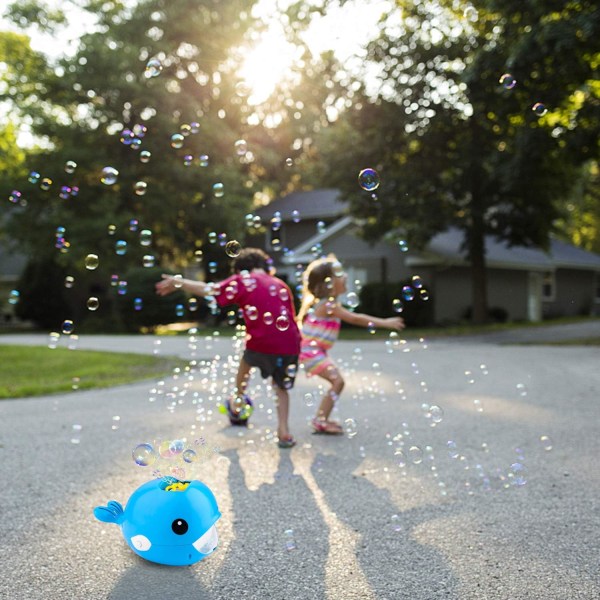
left=315, top=365, right=345, bottom=422
left=235, top=358, right=252, bottom=397
left=274, top=384, right=291, bottom=440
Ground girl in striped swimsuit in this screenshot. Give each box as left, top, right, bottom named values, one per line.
left=298, top=256, right=405, bottom=434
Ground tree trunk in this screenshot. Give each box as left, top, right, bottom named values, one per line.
left=470, top=227, right=489, bottom=324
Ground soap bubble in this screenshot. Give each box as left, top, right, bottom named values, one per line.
left=190, top=121, right=200, bottom=134
left=447, top=440, right=459, bottom=459
left=28, top=171, right=40, bottom=184
left=285, top=158, right=294, bottom=167
left=199, top=154, right=209, bottom=167
left=180, top=123, right=192, bottom=137
left=402, top=286, right=415, bottom=301
left=158, top=441, right=173, bottom=458
left=182, top=449, right=197, bottom=463
left=304, top=392, right=315, bottom=407
left=134, top=181, right=147, bottom=195
left=142, top=254, right=155, bottom=267
left=115, top=240, right=127, bottom=255
left=213, top=183, right=224, bottom=198
left=64, top=276, right=75, bottom=288
left=100, top=166, right=119, bottom=185
left=358, top=168, right=380, bottom=191
left=134, top=297, right=143, bottom=311
left=509, top=462, right=527, bottom=486
left=64, top=160, right=77, bottom=174
left=291, top=209, right=300, bottom=222
left=8, top=190, right=22, bottom=203
left=169, top=439, right=185, bottom=455
left=235, top=81, right=251, bottom=97
left=145, top=57, right=163, bottom=78
left=391, top=514, right=402, bottom=532
left=408, top=445, right=423, bottom=464
left=8, top=289, right=20, bottom=305
left=539, top=435, right=553, bottom=451
left=61, top=320, right=74, bottom=334
left=499, top=73, right=516, bottom=90
left=344, top=292, right=359, bottom=309
left=392, top=298, right=403, bottom=313
left=140, top=150, right=151, bottom=163
left=40, top=177, right=52, bottom=190
left=225, top=240, right=242, bottom=257
left=420, top=289, right=430, bottom=301
left=175, top=304, right=185, bottom=317
left=429, top=405, right=444, bottom=423
left=275, top=315, right=290, bottom=331
left=411, top=275, right=423, bottom=289
left=194, top=249, right=203, bottom=263
left=140, top=229, right=152, bottom=246
left=170, top=133, right=184, bottom=149
left=398, top=240, right=408, bottom=252
left=344, top=418, right=358, bottom=438
left=87, top=297, right=100, bottom=311
left=133, top=123, right=147, bottom=137
left=234, top=139, right=248, bottom=156
left=532, top=102, right=547, bottom=116
left=85, top=254, right=99, bottom=270
left=133, top=443, right=157, bottom=466
left=263, top=311, right=274, bottom=325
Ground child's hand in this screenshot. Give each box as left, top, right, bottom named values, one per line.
left=385, top=316, right=405, bottom=330
left=155, top=274, right=175, bottom=296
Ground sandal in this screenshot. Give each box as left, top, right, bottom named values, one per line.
left=311, top=418, right=344, bottom=435
left=277, top=435, right=296, bottom=449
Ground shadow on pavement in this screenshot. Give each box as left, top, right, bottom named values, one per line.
left=108, top=557, right=212, bottom=600
left=311, top=451, right=461, bottom=599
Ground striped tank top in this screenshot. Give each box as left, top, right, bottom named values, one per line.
left=300, top=302, right=341, bottom=352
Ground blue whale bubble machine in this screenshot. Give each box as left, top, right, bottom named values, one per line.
left=94, top=477, right=221, bottom=566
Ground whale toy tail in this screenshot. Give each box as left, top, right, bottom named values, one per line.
left=94, top=500, right=125, bottom=524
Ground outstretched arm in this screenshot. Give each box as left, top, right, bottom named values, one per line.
left=331, top=303, right=405, bottom=331
left=155, top=274, right=212, bottom=297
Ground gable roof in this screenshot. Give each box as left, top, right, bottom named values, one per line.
left=254, top=189, right=347, bottom=221
left=407, top=228, right=600, bottom=271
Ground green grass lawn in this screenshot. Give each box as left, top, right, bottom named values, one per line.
left=0, top=345, right=186, bottom=399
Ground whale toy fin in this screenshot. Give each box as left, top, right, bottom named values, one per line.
left=93, top=500, right=125, bottom=524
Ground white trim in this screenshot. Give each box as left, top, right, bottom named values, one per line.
left=281, top=215, right=354, bottom=264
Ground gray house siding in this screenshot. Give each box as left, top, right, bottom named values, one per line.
left=430, top=267, right=530, bottom=323
left=543, top=269, right=598, bottom=318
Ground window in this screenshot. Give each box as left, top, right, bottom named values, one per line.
left=542, top=271, right=555, bottom=302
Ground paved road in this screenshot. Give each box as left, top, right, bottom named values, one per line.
left=0, top=330, right=599, bottom=599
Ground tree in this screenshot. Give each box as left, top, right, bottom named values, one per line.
left=1, top=0, right=268, bottom=328
left=311, top=0, right=600, bottom=323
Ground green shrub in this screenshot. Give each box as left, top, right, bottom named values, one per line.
left=113, top=266, right=195, bottom=332
left=15, top=257, right=72, bottom=329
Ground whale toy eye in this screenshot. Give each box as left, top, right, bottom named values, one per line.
left=172, top=518, right=189, bottom=535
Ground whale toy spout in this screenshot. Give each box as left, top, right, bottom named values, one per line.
left=93, top=478, right=221, bottom=566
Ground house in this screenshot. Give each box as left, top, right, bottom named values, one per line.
left=253, top=189, right=600, bottom=324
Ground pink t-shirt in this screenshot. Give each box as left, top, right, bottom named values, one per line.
left=214, top=270, right=301, bottom=355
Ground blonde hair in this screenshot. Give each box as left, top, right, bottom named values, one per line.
left=297, top=255, right=340, bottom=324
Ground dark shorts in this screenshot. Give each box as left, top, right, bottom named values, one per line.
left=243, top=350, right=299, bottom=390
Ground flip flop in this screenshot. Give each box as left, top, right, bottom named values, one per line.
left=277, top=436, right=296, bottom=449
left=311, top=418, right=344, bottom=435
